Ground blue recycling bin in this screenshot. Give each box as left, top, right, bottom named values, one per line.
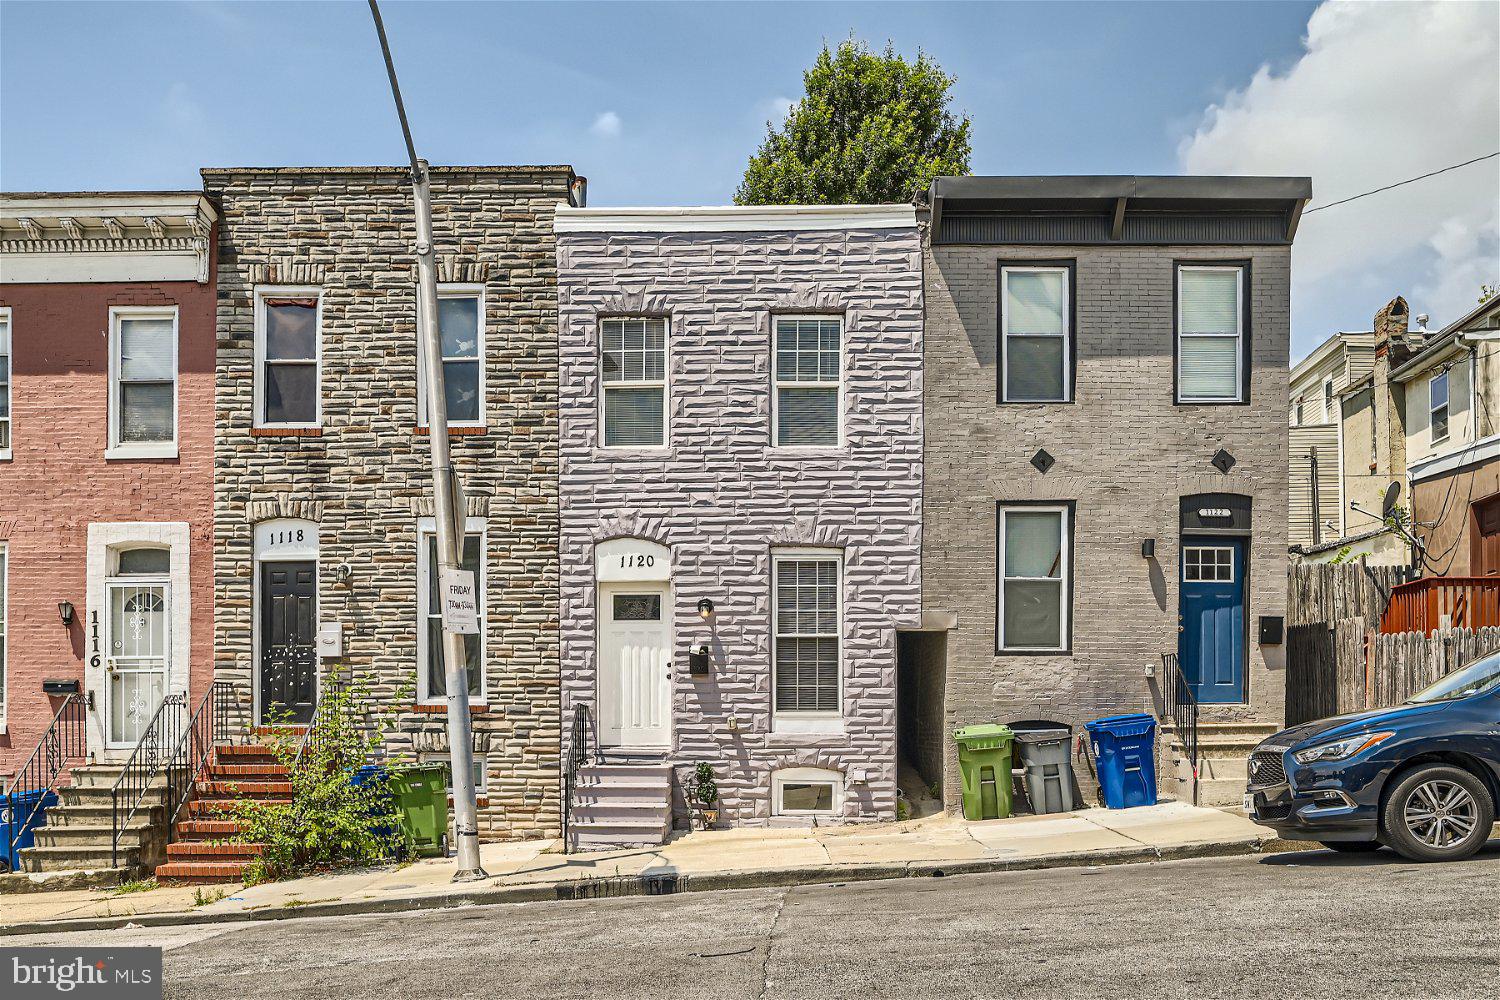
left=1084, top=714, right=1159, bottom=809
left=1, top=789, right=59, bottom=873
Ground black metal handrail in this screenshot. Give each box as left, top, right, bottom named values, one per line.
left=291, top=680, right=348, bottom=773
left=4, top=693, right=88, bottom=857
left=562, top=703, right=593, bottom=853
left=111, top=694, right=186, bottom=868
left=164, top=681, right=235, bottom=830
left=1162, top=652, right=1200, bottom=806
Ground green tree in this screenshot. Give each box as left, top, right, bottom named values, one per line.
left=735, top=40, right=972, bottom=206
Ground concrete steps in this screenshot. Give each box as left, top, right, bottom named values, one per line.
left=13, top=764, right=174, bottom=881
left=567, top=762, right=672, bottom=852
left=1165, top=722, right=1278, bottom=808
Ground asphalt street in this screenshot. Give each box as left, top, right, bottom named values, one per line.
left=11, top=846, right=1500, bottom=1000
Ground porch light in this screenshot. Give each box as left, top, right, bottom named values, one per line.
left=1141, top=539, right=1156, bottom=559
left=697, top=599, right=715, bottom=620
left=57, top=601, right=76, bottom=627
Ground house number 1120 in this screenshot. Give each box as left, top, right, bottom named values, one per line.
left=620, top=554, right=655, bottom=568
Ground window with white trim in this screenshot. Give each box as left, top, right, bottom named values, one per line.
left=1322, top=377, right=1335, bottom=422
left=772, top=551, right=841, bottom=720
left=998, top=505, right=1070, bottom=652
left=773, top=316, right=841, bottom=447
left=418, top=287, right=484, bottom=426
left=1183, top=546, right=1234, bottom=583
left=772, top=766, right=844, bottom=816
left=1001, top=265, right=1070, bottom=402
left=418, top=752, right=487, bottom=797
left=0, top=308, right=11, bottom=454
left=109, top=308, right=177, bottom=455
left=1430, top=370, right=1450, bottom=443
left=1176, top=265, right=1245, bottom=403
left=0, top=543, right=7, bottom=724
left=255, top=289, right=321, bottom=427
left=600, top=317, right=666, bottom=447
left=416, top=519, right=485, bottom=703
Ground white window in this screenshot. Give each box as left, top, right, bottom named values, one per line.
left=600, top=318, right=667, bottom=447
left=998, top=505, right=1071, bottom=652
left=1430, top=370, right=1450, bottom=443
left=418, top=286, right=484, bottom=427
left=107, top=307, right=177, bottom=458
left=0, top=543, right=7, bottom=725
left=0, top=308, right=11, bottom=457
left=773, top=316, right=842, bottom=447
left=772, top=767, right=843, bottom=817
left=416, top=518, right=486, bottom=704
left=1177, top=265, right=1245, bottom=403
left=418, top=752, right=487, bottom=797
left=1001, top=266, right=1070, bottom=402
left=1322, top=377, right=1335, bottom=422
left=254, top=289, right=321, bottom=428
left=1293, top=397, right=1303, bottom=426
left=1183, top=546, right=1234, bottom=583
left=772, top=550, right=841, bottom=729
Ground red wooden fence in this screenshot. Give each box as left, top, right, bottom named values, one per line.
left=1380, top=576, right=1500, bottom=635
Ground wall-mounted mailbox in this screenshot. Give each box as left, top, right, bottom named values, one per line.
left=42, top=678, right=82, bottom=696
left=1258, top=616, right=1285, bottom=646
left=317, top=622, right=344, bottom=659
left=688, top=644, right=711, bottom=676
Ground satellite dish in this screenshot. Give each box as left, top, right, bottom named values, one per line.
left=1381, top=482, right=1402, bottom=520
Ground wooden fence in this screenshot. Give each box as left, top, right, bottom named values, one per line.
left=1287, top=562, right=1413, bottom=627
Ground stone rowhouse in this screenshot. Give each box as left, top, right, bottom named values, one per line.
left=554, top=205, right=923, bottom=829
left=0, top=191, right=217, bottom=776
left=917, top=175, right=1311, bottom=810
left=203, top=165, right=575, bottom=841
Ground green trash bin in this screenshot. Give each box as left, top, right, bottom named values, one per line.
left=389, top=763, right=449, bottom=857
left=954, top=724, right=1015, bottom=821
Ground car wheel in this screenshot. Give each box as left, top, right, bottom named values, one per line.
left=1320, top=840, right=1382, bottom=853
left=1381, top=765, right=1495, bottom=863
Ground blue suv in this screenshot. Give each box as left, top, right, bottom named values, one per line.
left=1247, top=649, right=1500, bottom=861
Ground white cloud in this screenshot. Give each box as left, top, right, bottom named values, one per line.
left=756, top=96, right=795, bottom=125
left=590, top=111, right=622, bottom=139
left=1178, top=1, right=1499, bottom=353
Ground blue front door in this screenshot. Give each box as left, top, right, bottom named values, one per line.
left=1179, top=536, right=1246, bottom=703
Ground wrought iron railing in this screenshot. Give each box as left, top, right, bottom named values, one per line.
left=562, top=703, right=593, bottom=853
left=1162, top=652, right=1200, bottom=806
left=111, top=694, right=186, bottom=868
left=291, top=680, right=348, bottom=772
left=4, top=693, right=87, bottom=859
left=164, top=681, right=235, bottom=829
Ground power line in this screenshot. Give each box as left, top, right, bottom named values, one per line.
left=1303, top=151, right=1500, bottom=215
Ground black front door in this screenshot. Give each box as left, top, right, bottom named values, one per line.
left=260, top=561, right=317, bottom=725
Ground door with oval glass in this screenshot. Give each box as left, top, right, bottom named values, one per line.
left=598, top=585, right=672, bottom=748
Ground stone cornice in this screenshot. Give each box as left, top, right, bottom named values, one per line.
left=1, top=193, right=217, bottom=283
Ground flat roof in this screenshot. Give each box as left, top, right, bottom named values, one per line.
left=932, top=174, right=1311, bottom=205
left=554, top=204, right=916, bottom=233
left=200, top=164, right=574, bottom=177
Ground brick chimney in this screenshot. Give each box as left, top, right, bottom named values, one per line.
left=1370, top=295, right=1409, bottom=486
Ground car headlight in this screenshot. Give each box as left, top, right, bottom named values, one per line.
left=1292, top=731, right=1394, bottom=765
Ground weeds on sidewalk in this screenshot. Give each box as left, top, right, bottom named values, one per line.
left=110, top=878, right=156, bottom=896
left=192, top=887, right=228, bottom=907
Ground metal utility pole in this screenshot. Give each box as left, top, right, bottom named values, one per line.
left=368, top=0, right=487, bottom=881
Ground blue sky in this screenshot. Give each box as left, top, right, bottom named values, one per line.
left=3, top=1, right=1496, bottom=359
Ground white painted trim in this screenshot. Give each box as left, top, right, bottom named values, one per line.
left=416, top=284, right=487, bottom=429
left=1, top=192, right=216, bottom=221
left=1409, top=431, right=1500, bottom=482
left=1, top=250, right=204, bottom=285
left=1429, top=370, right=1451, bottom=446
left=1335, top=399, right=1347, bottom=536
left=0, top=306, right=11, bottom=461
left=85, top=522, right=192, bottom=760
left=107, top=306, right=179, bottom=459
left=253, top=287, right=323, bottom=429
left=598, top=316, right=670, bottom=450
left=416, top=516, right=488, bottom=705
left=251, top=520, right=320, bottom=727
left=771, top=766, right=844, bottom=817
left=0, top=541, right=8, bottom=734
left=1175, top=264, right=1245, bottom=404
left=554, top=204, right=917, bottom=233
left=771, top=315, right=844, bottom=449
left=997, top=505, right=1071, bottom=653
left=770, top=547, right=844, bottom=733
left=1000, top=265, right=1071, bottom=403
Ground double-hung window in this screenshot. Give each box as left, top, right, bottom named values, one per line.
left=0, top=308, right=11, bottom=455
left=997, top=504, right=1071, bottom=653
left=600, top=318, right=667, bottom=447
left=1000, top=265, right=1071, bottom=402
left=1322, top=378, right=1335, bottom=422
left=0, top=543, right=7, bottom=723
left=417, top=519, right=485, bottom=703
left=255, top=290, right=321, bottom=428
left=1430, top=370, right=1450, bottom=443
left=1176, top=265, right=1246, bottom=403
left=108, top=307, right=177, bottom=457
left=419, top=287, right=484, bottom=426
left=773, top=316, right=841, bottom=447
left=772, top=550, right=841, bottom=728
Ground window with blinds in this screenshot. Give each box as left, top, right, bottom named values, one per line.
left=998, top=505, right=1070, bottom=652
left=773, top=555, right=840, bottom=714
left=419, top=529, right=485, bottom=702
left=601, top=318, right=667, bottom=447
left=1430, top=371, right=1450, bottom=443
left=257, top=293, right=320, bottom=426
left=1001, top=266, right=1070, bottom=402
left=773, top=317, right=841, bottom=447
left=0, top=310, right=11, bottom=452
left=1177, top=266, right=1245, bottom=403
left=419, top=289, right=484, bottom=425
left=111, top=310, right=176, bottom=448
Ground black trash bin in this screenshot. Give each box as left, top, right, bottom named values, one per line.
left=1008, top=721, right=1077, bottom=814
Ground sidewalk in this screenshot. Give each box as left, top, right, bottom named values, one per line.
left=0, top=802, right=1303, bottom=935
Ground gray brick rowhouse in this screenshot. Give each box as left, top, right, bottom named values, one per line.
left=554, top=205, right=924, bottom=832
left=916, top=176, right=1311, bottom=811
left=204, top=165, right=574, bottom=841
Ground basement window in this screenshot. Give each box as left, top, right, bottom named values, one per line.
left=772, top=767, right=843, bottom=817
left=418, top=753, right=488, bottom=796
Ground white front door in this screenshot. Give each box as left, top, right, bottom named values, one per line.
left=598, top=586, right=672, bottom=748
left=105, top=580, right=170, bottom=748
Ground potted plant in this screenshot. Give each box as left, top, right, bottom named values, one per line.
left=688, top=762, right=719, bottom=830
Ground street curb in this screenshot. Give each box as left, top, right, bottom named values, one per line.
left=0, top=836, right=1317, bottom=937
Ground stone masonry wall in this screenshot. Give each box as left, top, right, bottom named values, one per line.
left=923, top=239, right=1291, bottom=811
left=556, top=225, right=924, bottom=826
left=205, top=167, right=569, bottom=841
